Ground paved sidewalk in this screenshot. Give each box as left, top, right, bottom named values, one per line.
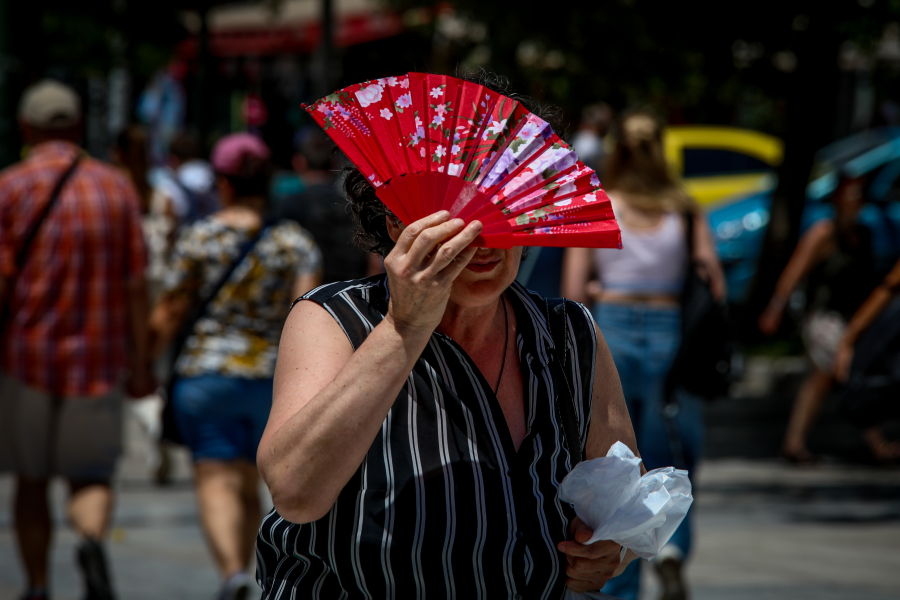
left=668, top=459, right=900, bottom=600
left=0, top=404, right=236, bottom=600
left=1, top=405, right=899, bottom=599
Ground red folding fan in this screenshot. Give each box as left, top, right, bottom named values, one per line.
left=303, top=73, right=621, bottom=249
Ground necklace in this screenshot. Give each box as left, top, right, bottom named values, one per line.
left=494, top=295, right=509, bottom=396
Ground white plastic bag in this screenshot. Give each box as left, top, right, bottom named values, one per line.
left=558, top=442, right=693, bottom=600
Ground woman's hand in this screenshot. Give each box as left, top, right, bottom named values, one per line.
left=383, top=211, right=482, bottom=336
left=695, top=260, right=727, bottom=303
left=758, top=303, right=784, bottom=337
left=557, top=517, right=624, bottom=592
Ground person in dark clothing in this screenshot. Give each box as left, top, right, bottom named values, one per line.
left=275, top=129, right=371, bottom=284
left=759, top=175, right=879, bottom=464
left=834, top=257, right=900, bottom=462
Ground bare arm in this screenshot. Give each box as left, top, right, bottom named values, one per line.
left=834, top=258, right=900, bottom=381
left=584, top=325, right=639, bottom=463
left=759, top=220, right=835, bottom=335
left=257, top=212, right=482, bottom=524
left=123, top=186, right=155, bottom=397
left=148, top=294, right=190, bottom=360
left=561, top=248, right=594, bottom=305
left=691, top=207, right=727, bottom=302
left=125, top=275, right=156, bottom=396
left=258, top=301, right=427, bottom=523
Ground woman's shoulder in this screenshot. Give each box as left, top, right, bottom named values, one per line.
left=269, top=219, right=321, bottom=252
left=271, top=218, right=313, bottom=239
left=292, top=274, right=389, bottom=350
left=172, top=216, right=226, bottom=254
left=299, top=273, right=388, bottom=310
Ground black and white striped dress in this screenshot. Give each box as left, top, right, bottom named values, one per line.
left=256, top=275, right=597, bottom=600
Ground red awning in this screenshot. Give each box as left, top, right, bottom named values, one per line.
left=177, top=12, right=404, bottom=58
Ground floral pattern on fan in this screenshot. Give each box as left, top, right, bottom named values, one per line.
left=303, top=73, right=621, bottom=249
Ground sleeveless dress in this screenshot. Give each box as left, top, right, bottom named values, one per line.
left=256, top=275, right=598, bottom=600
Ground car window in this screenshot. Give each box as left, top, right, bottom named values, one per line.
left=682, top=148, right=772, bottom=177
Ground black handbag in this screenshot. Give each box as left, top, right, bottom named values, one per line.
left=665, top=211, right=738, bottom=402
left=841, top=296, right=900, bottom=428
left=160, top=221, right=273, bottom=444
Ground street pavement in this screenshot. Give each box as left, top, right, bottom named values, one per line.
left=1, top=363, right=899, bottom=600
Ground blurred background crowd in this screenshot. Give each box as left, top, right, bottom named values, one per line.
left=1, top=1, right=900, bottom=600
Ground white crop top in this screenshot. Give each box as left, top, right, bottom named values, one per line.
left=593, top=211, right=688, bottom=295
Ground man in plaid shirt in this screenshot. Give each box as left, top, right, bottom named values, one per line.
left=0, top=80, right=153, bottom=600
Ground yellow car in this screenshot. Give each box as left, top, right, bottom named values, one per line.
left=664, top=126, right=784, bottom=302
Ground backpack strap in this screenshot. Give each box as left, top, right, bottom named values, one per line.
left=545, top=297, right=584, bottom=468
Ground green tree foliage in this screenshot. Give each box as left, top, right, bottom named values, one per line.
left=12, top=0, right=188, bottom=80
left=390, top=0, right=900, bottom=133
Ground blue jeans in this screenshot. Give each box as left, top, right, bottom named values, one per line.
left=173, top=375, right=273, bottom=462
left=593, top=303, right=704, bottom=600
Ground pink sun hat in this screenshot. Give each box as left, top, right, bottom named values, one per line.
left=211, top=133, right=270, bottom=176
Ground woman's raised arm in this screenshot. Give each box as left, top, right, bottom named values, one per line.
left=257, top=212, right=481, bottom=523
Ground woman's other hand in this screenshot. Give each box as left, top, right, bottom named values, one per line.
left=384, top=211, right=482, bottom=337
left=757, top=304, right=784, bottom=337
left=691, top=209, right=728, bottom=303
left=557, top=517, right=624, bottom=592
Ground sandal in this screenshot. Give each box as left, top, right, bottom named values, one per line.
left=781, top=447, right=819, bottom=466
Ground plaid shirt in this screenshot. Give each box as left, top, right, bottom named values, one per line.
left=0, top=141, right=147, bottom=397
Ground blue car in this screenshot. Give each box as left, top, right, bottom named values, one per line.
left=802, top=127, right=900, bottom=273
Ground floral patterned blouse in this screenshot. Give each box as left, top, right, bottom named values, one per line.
left=164, top=217, right=322, bottom=379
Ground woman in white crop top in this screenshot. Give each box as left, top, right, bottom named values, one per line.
left=562, top=109, right=725, bottom=600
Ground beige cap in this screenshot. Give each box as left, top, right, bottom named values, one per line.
left=18, top=79, right=81, bottom=129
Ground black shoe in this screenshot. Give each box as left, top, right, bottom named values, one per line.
left=76, top=539, right=116, bottom=600
left=655, top=556, right=687, bottom=600
left=217, top=573, right=252, bottom=600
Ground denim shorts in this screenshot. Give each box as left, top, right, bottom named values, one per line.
left=172, top=375, right=273, bottom=462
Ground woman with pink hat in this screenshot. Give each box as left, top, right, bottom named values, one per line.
left=149, top=133, right=323, bottom=599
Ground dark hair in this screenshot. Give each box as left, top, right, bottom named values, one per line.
left=224, top=152, right=271, bottom=198
left=297, top=128, right=334, bottom=171
left=113, top=125, right=150, bottom=212
left=579, top=102, right=614, bottom=132
left=168, top=131, right=201, bottom=162
left=344, top=69, right=566, bottom=257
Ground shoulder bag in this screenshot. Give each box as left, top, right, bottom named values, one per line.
left=664, top=210, right=738, bottom=403
left=160, top=221, right=273, bottom=444
left=0, top=155, right=82, bottom=336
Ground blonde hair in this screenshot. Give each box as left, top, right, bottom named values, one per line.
left=603, top=108, right=693, bottom=213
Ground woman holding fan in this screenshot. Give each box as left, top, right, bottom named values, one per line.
left=256, top=73, right=642, bottom=599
